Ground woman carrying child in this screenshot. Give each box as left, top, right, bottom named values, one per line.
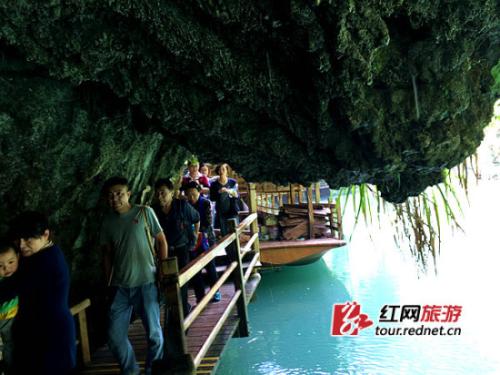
left=5, top=211, right=76, bottom=374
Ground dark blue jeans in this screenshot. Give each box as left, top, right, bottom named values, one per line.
left=107, top=283, right=163, bottom=375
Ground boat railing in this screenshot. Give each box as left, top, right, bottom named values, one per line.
left=160, top=213, right=260, bottom=371
left=247, top=182, right=343, bottom=240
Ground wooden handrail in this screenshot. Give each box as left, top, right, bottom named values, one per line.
left=178, top=233, right=236, bottom=288
left=236, top=212, right=257, bottom=234
left=161, top=209, right=260, bottom=372
left=241, top=233, right=259, bottom=255
left=183, top=261, right=238, bottom=330
left=193, top=289, right=242, bottom=368
left=243, top=252, right=260, bottom=284
left=70, top=298, right=91, bottom=316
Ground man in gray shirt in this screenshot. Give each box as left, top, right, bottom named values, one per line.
left=100, top=176, right=168, bottom=375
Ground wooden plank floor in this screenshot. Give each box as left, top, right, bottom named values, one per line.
left=79, top=273, right=261, bottom=375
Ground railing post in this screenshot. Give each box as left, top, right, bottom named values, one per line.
left=336, top=203, right=343, bottom=239
left=289, top=184, right=295, bottom=205
left=307, top=185, right=315, bottom=239
left=297, top=185, right=303, bottom=204
left=315, top=182, right=321, bottom=204
left=78, top=311, right=91, bottom=366
left=226, top=218, right=249, bottom=337
left=155, top=257, right=194, bottom=375
left=248, top=183, right=261, bottom=259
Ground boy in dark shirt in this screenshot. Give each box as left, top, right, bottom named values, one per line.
left=184, top=181, right=221, bottom=303
left=152, top=179, right=200, bottom=315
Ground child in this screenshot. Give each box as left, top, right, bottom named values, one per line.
left=0, top=240, right=19, bottom=374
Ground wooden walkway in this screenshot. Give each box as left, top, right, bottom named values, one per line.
left=76, top=211, right=262, bottom=375
left=78, top=274, right=260, bottom=375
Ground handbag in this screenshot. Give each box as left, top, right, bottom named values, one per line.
left=229, top=195, right=248, bottom=216
left=192, top=232, right=210, bottom=253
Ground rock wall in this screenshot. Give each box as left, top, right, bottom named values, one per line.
left=0, top=53, right=188, bottom=294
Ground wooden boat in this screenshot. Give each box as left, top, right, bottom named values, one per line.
left=235, top=182, right=347, bottom=266
left=259, top=238, right=346, bottom=266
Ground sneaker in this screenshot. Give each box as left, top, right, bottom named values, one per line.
left=212, top=291, right=221, bottom=303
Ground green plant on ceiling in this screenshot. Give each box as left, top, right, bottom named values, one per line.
left=335, top=96, right=500, bottom=273
left=335, top=159, right=473, bottom=273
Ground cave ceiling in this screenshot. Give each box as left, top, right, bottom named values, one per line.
left=1, top=1, right=499, bottom=203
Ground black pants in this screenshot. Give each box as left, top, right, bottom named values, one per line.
left=218, top=215, right=239, bottom=236
left=189, top=247, right=219, bottom=302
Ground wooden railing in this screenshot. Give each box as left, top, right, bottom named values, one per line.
left=160, top=213, right=260, bottom=372
left=253, top=183, right=303, bottom=215
left=251, top=182, right=343, bottom=239
left=253, top=182, right=325, bottom=213
left=70, top=298, right=92, bottom=367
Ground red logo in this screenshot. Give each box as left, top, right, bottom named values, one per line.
left=331, top=301, right=374, bottom=336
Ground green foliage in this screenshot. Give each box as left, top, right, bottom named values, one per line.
left=337, top=156, right=476, bottom=271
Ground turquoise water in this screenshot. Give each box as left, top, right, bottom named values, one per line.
left=216, top=179, right=500, bottom=375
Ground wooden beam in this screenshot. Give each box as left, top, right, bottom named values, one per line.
left=248, top=182, right=261, bottom=260
left=307, top=186, right=315, bottom=239
left=161, top=257, right=194, bottom=373
left=178, top=233, right=236, bottom=288
left=315, top=182, right=321, bottom=204
left=183, top=261, right=237, bottom=330
left=226, top=219, right=249, bottom=337
left=77, top=307, right=91, bottom=366
left=70, top=298, right=91, bottom=316
left=297, top=185, right=303, bottom=204
left=192, top=290, right=242, bottom=368
left=240, top=233, right=259, bottom=255
left=236, top=213, right=257, bottom=234
left=336, top=203, right=343, bottom=239
left=70, top=299, right=92, bottom=366
left=243, top=252, right=260, bottom=284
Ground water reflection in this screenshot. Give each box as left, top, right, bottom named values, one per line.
left=217, top=188, right=500, bottom=375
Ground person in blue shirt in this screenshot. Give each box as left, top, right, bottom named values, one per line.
left=152, top=178, right=200, bottom=315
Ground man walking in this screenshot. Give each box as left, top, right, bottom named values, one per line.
left=100, top=176, right=168, bottom=375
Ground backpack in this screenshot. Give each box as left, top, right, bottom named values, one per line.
left=195, top=197, right=213, bottom=251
